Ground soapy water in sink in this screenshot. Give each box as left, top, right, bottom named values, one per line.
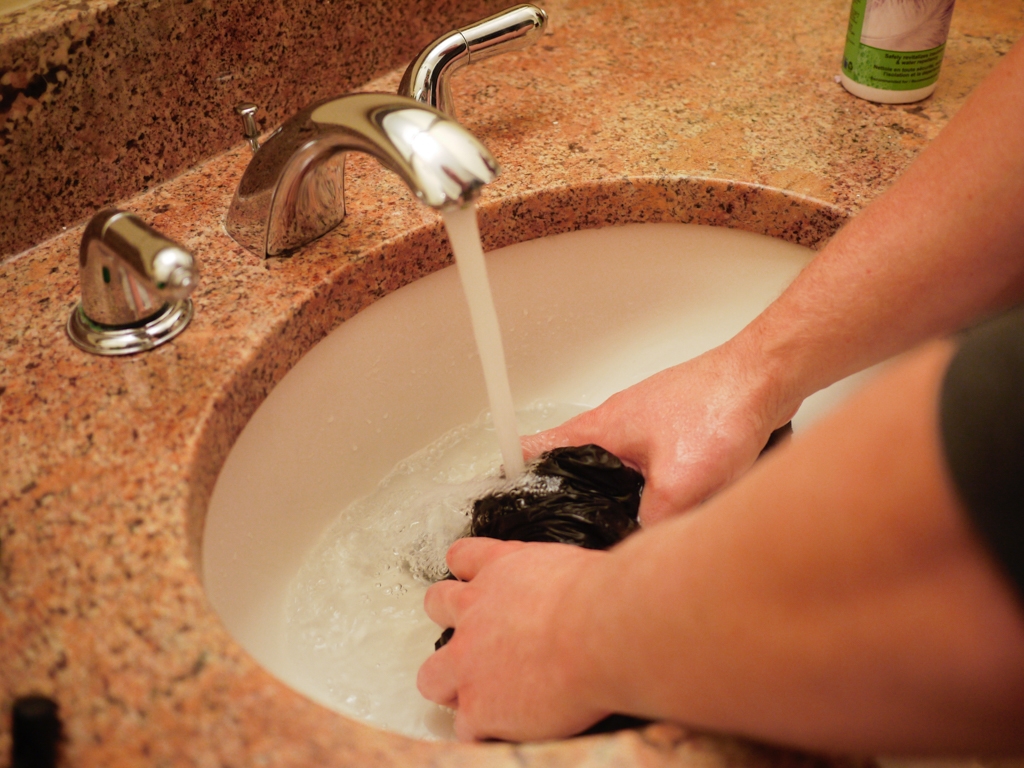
left=285, top=401, right=584, bottom=740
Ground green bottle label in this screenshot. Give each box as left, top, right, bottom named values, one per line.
left=841, top=0, right=948, bottom=91
left=843, top=0, right=867, bottom=67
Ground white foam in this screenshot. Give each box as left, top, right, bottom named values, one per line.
left=285, top=402, right=584, bottom=739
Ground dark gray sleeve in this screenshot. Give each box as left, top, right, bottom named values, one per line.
left=939, top=305, right=1024, bottom=602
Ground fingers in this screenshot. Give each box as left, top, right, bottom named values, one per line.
left=419, top=539, right=528, bottom=715
left=638, top=470, right=717, bottom=524
left=637, top=484, right=681, bottom=526
left=423, top=578, right=463, bottom=631
left=417, top=645, right=458, bottom=708
left=520, top=404, right=653, bottom=481
left=637, top=462, right=729, bottom=525
left=422, top=539, right=526, bottom=629
left=520, top=408, right=607, bottom=461
left=454, top=710, right=481, bottom=742
left=446, top=537, right=525, bottom=581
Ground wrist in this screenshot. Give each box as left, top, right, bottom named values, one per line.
left=716, top=326, right=806, bottom=434
left=551, top=550, right=630, bottom=720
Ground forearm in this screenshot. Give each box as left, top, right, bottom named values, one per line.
left=738, top=38, right=1024, bottom=413
left=575, top=342, right=1024, bottom=753
left=523, top=38, right=1024, bottom=521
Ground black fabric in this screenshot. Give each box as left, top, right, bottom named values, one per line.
left=469, top=445, right=644, bottom=548
left=434, top=445, right=643, bottom=653
left=940, top=305, right=1024, bottom=601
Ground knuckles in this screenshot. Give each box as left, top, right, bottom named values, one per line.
left=423, top=579, right=458, bottom=621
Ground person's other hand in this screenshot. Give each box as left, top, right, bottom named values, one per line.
left=521, top=343, right=797, bottom=524
left=417, top=537, right=611, bottom=741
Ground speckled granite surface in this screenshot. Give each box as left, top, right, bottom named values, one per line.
left=1, top=0, right=1022, bottom=765
left=0, top=0, right=510, bottom=259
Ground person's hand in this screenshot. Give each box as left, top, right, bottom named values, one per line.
left=417, top=537, right=611, bottom=741
left=521, top=342, right=798, bottom=524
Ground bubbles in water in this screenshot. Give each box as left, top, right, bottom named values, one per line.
left=285, top=401, right=584, bottom=740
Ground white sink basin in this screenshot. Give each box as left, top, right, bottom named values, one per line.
left=203, top=222, right=872, bottom=737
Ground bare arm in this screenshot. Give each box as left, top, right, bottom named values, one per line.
left=751, top=36, right=1024, bottom=403
left=523, top=37, right=1024, bottom=523
left=420, top=341, right=1024, bottom=750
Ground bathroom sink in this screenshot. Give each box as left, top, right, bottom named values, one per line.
left=203, top=221, right=873, bottom=738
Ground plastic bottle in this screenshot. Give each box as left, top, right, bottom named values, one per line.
left=840, top=0, right=956, bottom=104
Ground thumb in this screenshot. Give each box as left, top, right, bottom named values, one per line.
left=520, top=410, right=609, bottom=461
left=520, top=429, right=565, bottom=461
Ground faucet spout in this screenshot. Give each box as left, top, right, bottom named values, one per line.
left=226, top=93, right=500, bottom=258
left=399, top=5, right=548, bottom=117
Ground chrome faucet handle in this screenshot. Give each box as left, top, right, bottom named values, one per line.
left=236, top=103, right=261, bottom=154
left=399, top=4, right=548, bottom=118
left=67, top=209, right=198, bottom=355
left=226, top=93, right=500, bottom=258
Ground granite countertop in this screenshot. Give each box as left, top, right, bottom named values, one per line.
left=2, top=0, right=1021, bottom=765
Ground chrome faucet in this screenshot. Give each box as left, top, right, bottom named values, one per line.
left=67, top=209, right=197, bottom=355
left=399, top=4, right=548, bottom=118
left=225, top=93, right=500, bottom=258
